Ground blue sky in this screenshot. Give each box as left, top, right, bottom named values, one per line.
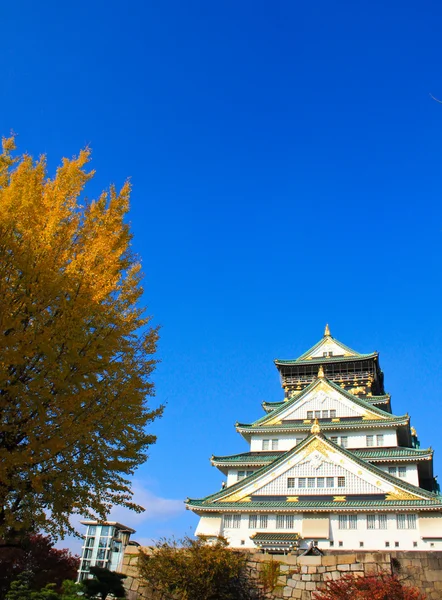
left=2, top=0, right=442, bottom=552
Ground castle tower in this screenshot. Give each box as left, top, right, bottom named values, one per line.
left=186, top=328, right=441, bottom=552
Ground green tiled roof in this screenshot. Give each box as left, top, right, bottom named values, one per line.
left=187, top=498, right=442, bottom=511
left=237, top=415, right=409, bottom=434
left=187, top=433, right=436, bottom=510
left=278, top=334, right=367, bottom=364
left=211, top=447, right=432, bottom=467
left=353, top=448, right=433, bottom=460
left=249, top=378, right=398, bottom=429
left=251, top=532, right=301, bottom=541
left=275, top=353, right=377, bottom=366
left=263, top=394, right=390, bottom=413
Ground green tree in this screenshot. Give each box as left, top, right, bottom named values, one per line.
left=138, top=536, right=254, bottom=600
left=82, top=566, right=126, bottom=600
left=0, top=137, right=162, bottom=542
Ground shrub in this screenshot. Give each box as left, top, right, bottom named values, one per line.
left=312, top=572, right=426, bottom=600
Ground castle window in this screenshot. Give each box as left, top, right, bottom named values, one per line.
left=338, top=515, right=348, bottom=529
left=330, top=410, right=337, bottom=418
left=349, top=515, right=357, bottom=529
left=223, top=515, right=232, bottom=528
left=331, top=436, right=338, bottom=444
left=286, top=515, right=294, bottom=529
left=317, top=477, right=325, bottom=488
left=366, top=435, right=374, bottom=447
left=308, top=477, right=315, bottom=488
left=259, top=515, right=268, bottom=529
left=376, top=434, right=384, bottom=446
left=388, top=467, right=397, bottom=476
left=340, top=436, right=348, bottom=448
left=249, top=515, right=257, bottom=528
left=326, top=477, right=335, bottom=487
left=271, top=439, right=279, bottom=450
left=262, top=440, right=269, bottom=451
left=237, top=471, right=246, bottom=481
left=314, top=411, right=321, bottom=419
left=367, top=514, right=387, bottom=529
left=337, top=477, right=345, bottom=487
left=322, top=410, right=329, bottom=418
left=298, top=478, right=306, bottom=488
left=397, top=514, right=416, bottom=529
left=232, top=515, right=241, bottom=528
left=398, top=466, right=406, bottom=478
left=287, top=477, right=295, bottom=488
left=307, top=411, right=313, bottom=419
left=276, top=515, right=285, bottom=529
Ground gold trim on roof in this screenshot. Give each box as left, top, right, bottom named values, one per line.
left=324, top=324, right=331, bottom=337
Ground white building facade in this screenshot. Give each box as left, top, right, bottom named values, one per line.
left=186, top=327, right=442, bottom=552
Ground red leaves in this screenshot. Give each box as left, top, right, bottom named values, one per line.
left=313, top=572, right=426, bottom=600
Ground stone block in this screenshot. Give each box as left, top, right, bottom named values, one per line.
left=323, top=572, right=333, bottom=581
left=350, top=563, right=364, bottom=571
left=298, top=556, right=322, bottom=566
left=280, top=564, right=290, bottom=572
left=296, top=581, right=306, bottom=590
left=312, top=574, right=321, bottom=581
left=301, top=574, right=311, bottom=581
left=338, top=553, right=356, bottom=564
left=291, top=590, right=302, bottom=599
left=301, top=565, right=308, bottom=574
left=364, top=563, right=380, bottom=575
left=283, top=586, right=292, bottom=597
left=287, top=579, right=296, bottom=588
left=317, top=566, right=326, bottom=572
left=337, top=564, right=350, bottom=571
left=322, top=555, right=337, bottom=566
left=425, top=570, right=442, bottom=582
left=305, top=582, right=316, bottom=591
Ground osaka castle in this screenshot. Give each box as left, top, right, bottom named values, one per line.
left=186, top=326, right=442, bottom=552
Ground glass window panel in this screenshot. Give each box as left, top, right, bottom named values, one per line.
left=307, top=477, right=315, bottom=488
left=379, top=514, right=387, bottom=530
left=314, top=411, right=321, bottom=418
left=326, top=477, right=335, bottom=488
left=276, top=515, right=285, bottom=529
left=367, top=515, right=376, bottom=530
left=397, top=514, right=406, bottom=529
left=377, top=435, right=384, bottom=446
left=337, top=477, right=345, bottom=488
left=330, top=410, right=336, bottom=418
left=249, top=515, right=257, bottom=529
left=287, top=477, right=295, bottom=488
left=85, top=537, right=95, bottom=548
left=398, top=467, right=406, bottom=478
left=232, top=515, right=241, bottom=529
left=262, top=440, right=269, bottom=451
left=98, top=537, right=109, bottom=548
left=349, top=515, right=357, bottom=530
left=407, top=514, right=417, bottom=529
left=322, top=410, right=328, bottom=418
left=298, top=478, right=306, bottom=488
left=366, top=435, right=374, bottom=447
left=237, top=471, right=245, bottom=481
left=307, top=411, right=313, bottom=420
left=340, top=437, right=348, bottom=448
left=331, top=436, right=338, bottom=444
left=272, top=439, right=279, bottom=450
left=338, top=515, right=347, bottom=529
left=100, top=526, right=111, bottom=536
left=317, top=477, right=325, bottom=488
left=388, top=467, right=397, bottom=475
left=259, top=515, right=268, bottom=529
left=87, top=526, right=97, bottom=536
left=223, top=515, right=232, bottom=528
left=286, top=515, right=294, bottom=529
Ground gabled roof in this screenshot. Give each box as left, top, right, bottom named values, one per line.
left=211, top=447, right=433, bottom=468
left=274, top=326, right=376, bottom=366
left=262, top=394, right=391, bottom=414
left=187, top=431, right=438, bottom=510
left=246, top=376, right=401, bottom=429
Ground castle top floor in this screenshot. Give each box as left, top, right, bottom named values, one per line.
left=274, top=325, right=385, bottom=398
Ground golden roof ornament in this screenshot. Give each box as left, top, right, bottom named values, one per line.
left=311, top=418, right=321, bottom=434
left=411, top=426, right=417, bottom=437
left=317, top=365, right=325, bottom=378
left=324, top=323, right=331, bottom=337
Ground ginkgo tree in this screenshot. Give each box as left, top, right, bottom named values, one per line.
left=0, top=137, right=162, bottom=542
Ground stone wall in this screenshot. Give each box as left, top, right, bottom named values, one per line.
left=121, top=546, right=442, bottom=600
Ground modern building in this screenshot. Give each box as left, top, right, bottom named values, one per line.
left=186, top=327, right=442, bottom=552
left=77, top=521, right=136, bottom=580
